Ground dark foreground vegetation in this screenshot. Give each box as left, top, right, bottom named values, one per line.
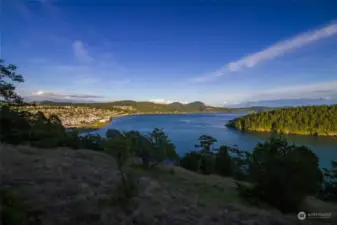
left=1, top=59, right=336, bottom=224
left=226, top=105, right=337, bottom=136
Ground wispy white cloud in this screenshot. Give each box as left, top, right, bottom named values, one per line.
left=247, top=81, right=337, bottom=101
left=189, top=66, right=227, bottom=82
left=26, top=90, right=104, bottom=101
left=191, top=21, right=337, bottom=82
left=10, top=0, right=60, bottom=21
left=228, top=22, right=337, bottom=72
left=39, top=59, right=130, bottom=89
left=149, top=99, right=189, bottom=104
left=220, top=81, right=337, bottom=105
left=37, top=40, right=131, bottom=88
left=22, top=40, right=130, bottom=98
left=73, top=40, right=94, bottom=63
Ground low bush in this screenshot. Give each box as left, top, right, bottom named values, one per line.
left=80, top=134, right=103, bottom=151
left=181, top=135, right=234, bottom=176
left=214, top=146, right=233, bottom=177
left=236, top=137, right=323, bottom=213
left=180, top=151, right=202, bottom=172
left=103, top=130, right=139, bottom=208
left=125, top=128, right=180, bottom=168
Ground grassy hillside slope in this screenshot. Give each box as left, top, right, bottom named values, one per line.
left=1, top=145, right=335, bottom=225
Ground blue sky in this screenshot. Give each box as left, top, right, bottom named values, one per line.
left=2, top=0, right=337, bottom=107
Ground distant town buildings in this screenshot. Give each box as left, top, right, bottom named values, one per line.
left=15, top=105, right=136, bottom=127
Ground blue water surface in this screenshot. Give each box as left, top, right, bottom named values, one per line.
left=90, top=113, right=337, bottom=169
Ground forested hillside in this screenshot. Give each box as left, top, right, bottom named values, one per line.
left=226, top=105, right=337, bottom=136
left=35, top=101, right=274, bottom=113
left=36, top=101, right=231, bottom=113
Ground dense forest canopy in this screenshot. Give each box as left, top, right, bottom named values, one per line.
left=226, top=105, right=337, bottom=136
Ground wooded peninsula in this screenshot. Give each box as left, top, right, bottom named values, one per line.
left=226, top=105, right=337, bottom=136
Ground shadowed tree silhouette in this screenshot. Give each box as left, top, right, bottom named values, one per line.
left=195, top=135, right=217, bottom=153
left=237, top=137, right=323, bottom=213
left=0, top=59, right=24, bottom=104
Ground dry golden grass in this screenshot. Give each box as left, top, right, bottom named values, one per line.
left=1, top=144, right=335, bottom=225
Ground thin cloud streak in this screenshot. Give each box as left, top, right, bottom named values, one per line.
left=221, top=81, right=337, bottom=105
left=24, top=91, right=105, bottom=102
left=191, top=21, right=337, bottom=82
left=73, top=40, right=94, bottom=63
left=31, top=91, right=104, bottom=99
left=228, top=22, right=337, bottom=72
left=149, top=99, right=189, bottom=104
left=247, top=82, right=337, bottom=101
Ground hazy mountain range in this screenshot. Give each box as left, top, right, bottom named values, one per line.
left=225, top=98, right=337, bottom=108
left=25, top=96, right=337, bottom=109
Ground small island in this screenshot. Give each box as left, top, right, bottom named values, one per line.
left=226, top=105, right=337, bottom=136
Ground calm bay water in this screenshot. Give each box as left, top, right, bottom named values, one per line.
left=90, top=113, right=337, bottom=168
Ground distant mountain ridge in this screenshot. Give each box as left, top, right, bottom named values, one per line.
left=224, top=98, right=337, bottom=108
left=33, top=100, right=265, bottom=113
left=168, top=102, right=185, bottom=107
left=31, top=100, right=277, bottom=114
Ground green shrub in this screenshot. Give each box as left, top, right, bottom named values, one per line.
left=0, top=106, right=31, bottom=145
left=61, top=131, right=81, bottom=149
left=195, top=135, right=217, bottom=153
left=180, top=151, right=202, bottom=172
left=0, top=105, right=75, bottom=149
left=181, top=136, right=236, bottom=176
left=80, top=134, right=102, bottom=150
left=228, top=146, right=251, bottom=181
left=200, top=153, right=216, bottom=175
left=124, top=128, right=179, bottom=168
left=237, top=137, right=323, bottom=213
left=124, top=130, right=153, bottom=168
left=214, top=146, right=233, bottom=177
left=103, top=130, right=139, bottom=208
